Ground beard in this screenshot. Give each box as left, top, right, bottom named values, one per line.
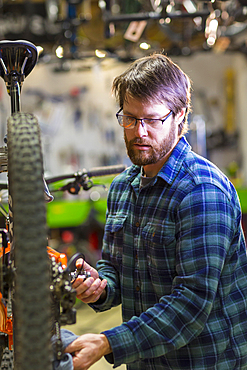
left=124, top=120, right=177, bottom=166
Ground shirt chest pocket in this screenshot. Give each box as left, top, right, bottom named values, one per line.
left=103, top=214, right=127, bottom=267
left=142, top=222, right=177, bottom=288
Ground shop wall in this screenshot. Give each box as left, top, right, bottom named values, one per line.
left=0, top=51, right=246, bottom=183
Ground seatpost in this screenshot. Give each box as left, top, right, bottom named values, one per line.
left=10, top=75, right=21, bottom=114
left=9, top=53, right=30, bottom=114
left=0, top=56, right=21, bottom=114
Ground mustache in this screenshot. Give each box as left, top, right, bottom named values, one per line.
left=129, top=138, right=152, bottom=146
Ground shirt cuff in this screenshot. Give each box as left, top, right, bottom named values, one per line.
left=101, top=323, right=139, bottom=367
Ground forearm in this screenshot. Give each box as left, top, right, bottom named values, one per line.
left=102, top=283, right=214, bottom=367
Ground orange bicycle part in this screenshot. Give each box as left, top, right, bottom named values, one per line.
left=0, top=244, right=68, bottom=350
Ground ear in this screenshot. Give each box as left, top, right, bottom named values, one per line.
left=175, top=108, right=186, bottom=126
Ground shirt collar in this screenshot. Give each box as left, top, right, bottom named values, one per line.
left=157, top=136, right=191, bottom=184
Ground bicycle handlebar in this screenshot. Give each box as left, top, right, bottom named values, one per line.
left=46, top=164, right=126, bottom=184
left=87, top=164, right=126, bottom=177
left=0, top=165, right=127, bottom=197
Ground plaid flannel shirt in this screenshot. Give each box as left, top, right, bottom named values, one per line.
left=92, top=136, right=247, bottom=369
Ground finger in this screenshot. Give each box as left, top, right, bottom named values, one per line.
left=77, top=278, right=102, bottom=299
left=82, top=261, right=95, bottom=272
left=72, top=348, right=97, bottom=370
left=82, top=262, right=99, bottom=279
left=72, top=353, right=89, bottom=370
left=75, top=258, right=84, bottom=268
left=72, top=275, right=93, bottom=290
left=91, top=279, right=107, bottom=300
left=65, top=339, right=82, bottom=354
left=80, top=279, right=107, bottom=304
left=74, top=276, right=95, bottom=295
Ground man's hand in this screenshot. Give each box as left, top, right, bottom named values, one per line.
left=65, top=333, right=112, bottom=370
left=73, top=259, right=107, bottom=304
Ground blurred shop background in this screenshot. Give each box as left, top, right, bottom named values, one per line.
left=1, top=2, right=247, bottom=367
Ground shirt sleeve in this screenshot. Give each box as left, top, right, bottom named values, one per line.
left=100, top=183, right=240, bottom=367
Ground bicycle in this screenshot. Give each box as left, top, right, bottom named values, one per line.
left=0, top=39, right=126, bottom=370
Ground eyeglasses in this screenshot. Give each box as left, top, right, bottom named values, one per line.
left=116, top=108, right=173, bottom=130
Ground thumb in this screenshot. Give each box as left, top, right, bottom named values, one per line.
left=76, top=259, right=98, bottom=277
left=82, top=260, right=93, bottom=272
left=82, top=261, right=99, bottom=280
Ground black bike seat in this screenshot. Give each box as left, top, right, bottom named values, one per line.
left=0, top=40, right=38, bottom=82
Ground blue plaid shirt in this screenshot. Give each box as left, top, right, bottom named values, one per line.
left=92, top=136, right=247, bottom=369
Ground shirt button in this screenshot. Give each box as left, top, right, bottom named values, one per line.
left=136, top=285, right=140, bottom=292
left=136, top=222, right=140, bottom=227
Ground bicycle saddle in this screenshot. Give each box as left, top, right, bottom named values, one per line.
left=0, top=40, right=38, bottom=89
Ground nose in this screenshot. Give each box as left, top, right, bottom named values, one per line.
left=134, top=119, right=148, bottom=137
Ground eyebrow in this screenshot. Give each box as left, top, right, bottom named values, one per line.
left=122, top=110, right=166, bottom=119
left=122, top=109, right=135, bottom=116
left=122, top=110, right=160, bottom=118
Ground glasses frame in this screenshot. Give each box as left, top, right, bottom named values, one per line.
left=116, top=108, right=173, bottom=130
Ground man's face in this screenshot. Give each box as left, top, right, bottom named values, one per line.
left=123, top=96, right=179, bottom=176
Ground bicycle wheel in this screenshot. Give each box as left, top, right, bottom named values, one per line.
left=1, top=348, right=13, bottom=370
left=7, top=113, right=52, bottom=370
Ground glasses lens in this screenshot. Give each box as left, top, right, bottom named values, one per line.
left=118, top=115, right=135, bottom=128
left=143, top=119, right=162, bottom=129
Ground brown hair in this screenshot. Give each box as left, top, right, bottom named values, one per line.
left=112, top=53, right=192, bottom=137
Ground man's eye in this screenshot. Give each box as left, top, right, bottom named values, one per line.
left=144, top=119, right=157, bottom=125
left=124, top=116, right=135, bottom=124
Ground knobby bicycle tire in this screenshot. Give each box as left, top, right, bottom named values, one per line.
left=7, top=113, right=52, bottom=370
left=1, top=348, right=13, bottom=370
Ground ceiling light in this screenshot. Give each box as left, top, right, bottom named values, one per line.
left=98, top=1, right=106, bottom=10
left=139, top=42, right=151, bottom=50
left=55, top=46, right=64, bottom=59
left=205, top=18, right=218, bottom=47
left=193, top=16, right=202, bottom=28
left=183, top=0, right=196, bottom=14
left=209, top=19, right=218, bottom=33
left=207, top=36, right=216, bottom=46
left=166, top=4, right=173, bottom=13
left=95, top=49, right=106, bottom=58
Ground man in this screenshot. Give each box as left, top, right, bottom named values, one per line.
left=65, top=54, right=247, bottom=369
